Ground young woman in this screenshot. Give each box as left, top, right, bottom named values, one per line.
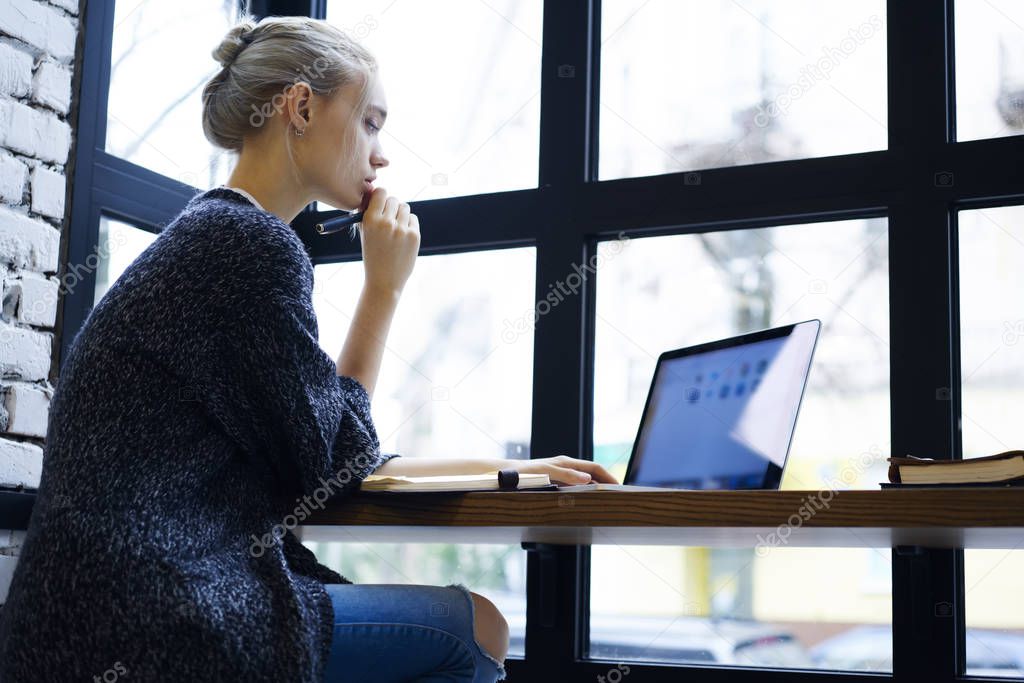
left=0, top=13, right=618, bottom=683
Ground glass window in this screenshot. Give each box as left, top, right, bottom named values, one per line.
left=958, top=205, right=1024, bottom=456
left=965, top=551, right=1024, bottom=678
left=599, top=1, right=887, bottom=180
left=955, top=1, right=1024, bottom=142
left=106, top=0, right=242, bottom=188
left=959, top=205, right=1024, bottom=678
left=94, top=216, right=158, bottom=305
left=302, top=247, right=537, bottom=656
left=321, top=1, right=542, bottom=209
left=590, top=218, right=892, bottom=671
left=590, top=547, right=893, bottom=670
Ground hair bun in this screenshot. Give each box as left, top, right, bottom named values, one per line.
left=213, top=20, right=258, bottom=69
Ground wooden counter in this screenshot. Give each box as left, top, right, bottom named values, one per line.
left=297, top=487, right=1024, bottom=549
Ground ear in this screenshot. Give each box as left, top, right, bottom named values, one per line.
left=285, top=81, right=314, bottom=130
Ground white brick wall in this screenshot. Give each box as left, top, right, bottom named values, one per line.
left=31, top=60, right=72, bottom=115
left=0, top=43, right=34, bottom=99
left=1, top=381, right=54, bottom=438
left=0, top=0, right=81, bottom=599
left=0, top=152, right=28, bottom=204
left=30, top=165, right=66, bottom=218
left=0, top=438, right=43, bottom=488
left=0, top=0, right=77, bottom=62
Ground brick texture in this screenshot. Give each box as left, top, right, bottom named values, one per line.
left=0, top=0, right=81, bottom=600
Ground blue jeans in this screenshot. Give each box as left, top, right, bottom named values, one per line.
left=322, top=583, right=508, bottom=683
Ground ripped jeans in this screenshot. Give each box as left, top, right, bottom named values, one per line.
left=322, top=583, right=508, bottom=683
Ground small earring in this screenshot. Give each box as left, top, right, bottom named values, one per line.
left=295, top=127, right=305, bottom=137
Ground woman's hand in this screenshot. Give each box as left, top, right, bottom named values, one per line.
left=359, top=187, right=420, bottom=295
left=500, top=454, right=621, bottom=485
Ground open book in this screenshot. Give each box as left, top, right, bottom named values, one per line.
left=358, top=469, right=557, bottom=493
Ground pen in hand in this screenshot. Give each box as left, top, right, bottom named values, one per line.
left=316, top=187, right=375, bottom=236
left=315, top=211, right=364, bottom=236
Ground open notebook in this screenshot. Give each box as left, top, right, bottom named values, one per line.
left=358, top=469, right=558, bottom=493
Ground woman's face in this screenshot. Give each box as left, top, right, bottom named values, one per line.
left=305, top=74, right=389, bottom=211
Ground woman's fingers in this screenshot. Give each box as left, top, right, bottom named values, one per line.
left=396, top=201, right=411, bottom=228
left=551, top=455, right=619, bottom=483
left=551, top=466, right=593, bottom=484
left=367, top=186, right=388, bottom=215
left=580, top=461, right=619, bottom=483
left=382, top=195, right=399, bottom=222
left=506, top=455, right=621, bottom=485
left=359, top=187, right=420, bottom=294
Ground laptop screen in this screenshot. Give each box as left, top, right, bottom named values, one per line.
left=626, top=320, right=820, bottom=490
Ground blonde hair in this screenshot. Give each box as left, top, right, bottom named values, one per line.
left=202, top=14, right=377, bottom=171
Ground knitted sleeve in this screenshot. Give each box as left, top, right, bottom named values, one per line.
left=195, top=214, right=402, bottom=505
left=281, top=529, right=351, bottom=585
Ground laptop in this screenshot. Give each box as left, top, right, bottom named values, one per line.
left=560, top=319, right=821, bottom=492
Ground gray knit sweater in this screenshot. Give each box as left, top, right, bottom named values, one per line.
left=0, top=186, right=401, bottom=681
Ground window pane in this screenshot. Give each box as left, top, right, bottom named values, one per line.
left=959, top=205, right=1024, bottom=678
left=955, top=1, right=1024, bottom=142
left=303, top=247, right=536, bottom=657
left=106, top=0, right=241, bottom=188
left=959, top=206, right=1024, bottom=455
left=94, top=216, right=158, bottom=305
left=591, top=219, right=892, bottom=671
left=321, top=1, right=541, bottom=209
left=600, top=1, right=887, bottom=180
left=590, top=546, right=892, bottom=670
left=964, top=551, right=1024, bottom=677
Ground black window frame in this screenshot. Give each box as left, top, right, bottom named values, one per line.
left=31, top=0, right=1024, bottom=681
